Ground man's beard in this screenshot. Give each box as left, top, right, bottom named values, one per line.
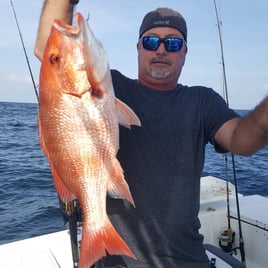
left=149, top=68, right=170, bottom=79
left=149, top=56, right=171, bottom=79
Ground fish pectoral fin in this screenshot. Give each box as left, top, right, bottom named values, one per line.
left=38, top=117, right=48, bottom=156
left=107, top=159, right=135, bottom=207
left=115, top=98, right=141, bottom=129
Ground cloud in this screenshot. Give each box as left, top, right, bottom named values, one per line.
left=1, top=0, right=267, bottom=106
left=7, top=74, right=32, bottom=84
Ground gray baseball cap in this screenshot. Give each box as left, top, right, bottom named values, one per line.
left=139, top=7, right=187, bottom=41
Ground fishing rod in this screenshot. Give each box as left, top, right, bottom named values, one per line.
left=213, top=0, right=246, bottom=266
left=10, top=0, right=39, bottom=101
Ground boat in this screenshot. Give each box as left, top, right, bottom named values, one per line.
left=4, top=2, right=267, bottom=267
left=0, top=175, right=267, bottom=267
left=200, top=176, right=268, bottom=268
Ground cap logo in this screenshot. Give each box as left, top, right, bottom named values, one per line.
left=153, top=20, right=170, bottom=26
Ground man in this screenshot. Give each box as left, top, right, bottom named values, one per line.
left=34, top=1, right=268, bottom=267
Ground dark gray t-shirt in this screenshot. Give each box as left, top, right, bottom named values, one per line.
left=102, top=70, right=239, bottom=267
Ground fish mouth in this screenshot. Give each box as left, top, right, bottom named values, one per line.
left=53, top=13, right=86, bottom=43
left=53, top=19, right=80, bottom=38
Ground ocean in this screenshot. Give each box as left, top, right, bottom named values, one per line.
left=0, top=101, right=267, bottom=245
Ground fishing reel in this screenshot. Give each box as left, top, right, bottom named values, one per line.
left=218, top=227, right=236, bottom=254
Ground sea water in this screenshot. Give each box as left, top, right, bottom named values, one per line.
left=0, top=102, right=267, bottom=244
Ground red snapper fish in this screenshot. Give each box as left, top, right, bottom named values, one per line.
left=38, top=12, right=140, bottom=268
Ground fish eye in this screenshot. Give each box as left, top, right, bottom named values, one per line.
left=49, top=54, right=60, bottom=64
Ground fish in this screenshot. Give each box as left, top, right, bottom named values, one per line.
left=38, top=12, right=140, bottom=268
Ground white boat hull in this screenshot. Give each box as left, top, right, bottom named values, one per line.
left=1, top=176, right=267, bottom=268
left=200, top=176, right=268, bottom=268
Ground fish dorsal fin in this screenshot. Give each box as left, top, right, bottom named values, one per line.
left=115, top=98, right=141, bottom=129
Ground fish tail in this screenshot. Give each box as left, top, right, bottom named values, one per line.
left=79, top=218, right=136, bottom=268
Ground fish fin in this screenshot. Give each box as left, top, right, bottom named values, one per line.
left=115, top=98, right=141, bottom=129
left=79, top=217, right=136, bottom=268
left=38, top=116, right=75, bottom=202
left=50, top=164, right=75, bottom=202
left=38, top=116, right=47, bottom=155
left=38, top=115, right=74, bottom=202
left=108, top=159, right=135, bottom=207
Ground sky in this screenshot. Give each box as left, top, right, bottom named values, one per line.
left=1, top=0, right=267, bottom=109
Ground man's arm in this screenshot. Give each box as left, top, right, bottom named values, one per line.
left=215, top=96, right=268, bottom=156
left=34, top=0, right=76, bottom=61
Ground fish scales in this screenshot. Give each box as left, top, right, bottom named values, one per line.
left=38, top=12, right=140, bottom=268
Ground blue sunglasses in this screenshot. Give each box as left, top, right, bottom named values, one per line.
left=141, top=36, right=186, bottom=52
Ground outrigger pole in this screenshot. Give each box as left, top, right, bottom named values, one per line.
left=213, top=1, right=246, bottom=266
left=10, top=1, right=80, bottom=267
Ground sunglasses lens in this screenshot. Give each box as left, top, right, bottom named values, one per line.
left=164, top=38, right=183, bottom=52
left=142, top=36, right=160, bottom=51
left=142, top=36, right=184, bottom=52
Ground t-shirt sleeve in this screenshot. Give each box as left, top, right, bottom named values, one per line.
left=204, top=89, right=240, bottom=152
